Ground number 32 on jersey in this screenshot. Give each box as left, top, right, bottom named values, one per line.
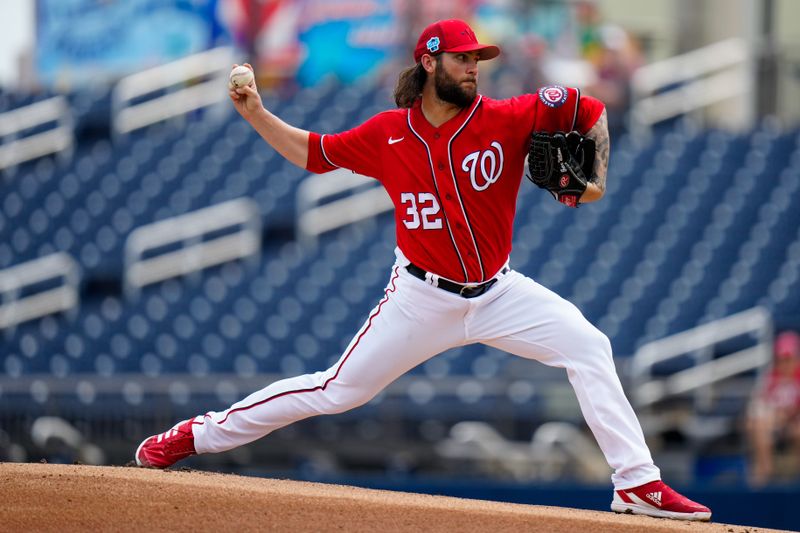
left=400, top=192, right=442, bottom=230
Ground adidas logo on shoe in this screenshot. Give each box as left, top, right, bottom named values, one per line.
left=646, top=491, right=662, bottom=506
left=611, top=480, right=711, bottom=521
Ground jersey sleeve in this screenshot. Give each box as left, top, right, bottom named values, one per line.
left=575, top=94, right=605, bottom=134
left=306, top=114, right=385, bottom=179
left=530, top=86, right=605, bottom=134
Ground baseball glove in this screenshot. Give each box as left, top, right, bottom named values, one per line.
left=526, top=131, right=595, bottom=208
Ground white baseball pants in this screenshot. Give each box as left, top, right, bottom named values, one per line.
left=192, top=258, right=660, bottom=489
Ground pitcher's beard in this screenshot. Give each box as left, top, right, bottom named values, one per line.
left=434, top=65, right=476, bottom=108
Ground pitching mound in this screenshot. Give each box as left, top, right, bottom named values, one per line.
left=0, top=463, right=784, bottom=532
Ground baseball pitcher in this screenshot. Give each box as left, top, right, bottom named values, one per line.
left=136, top=19, right=711, bottom=522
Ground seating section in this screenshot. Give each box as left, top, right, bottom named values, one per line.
left=2, top=82, right=800, bottom=418
left=0, top=80, right=388, bottom=277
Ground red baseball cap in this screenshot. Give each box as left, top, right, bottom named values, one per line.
left=775, top=331, right=800, bottom=359
left=413, top=19, right=500, bottom=64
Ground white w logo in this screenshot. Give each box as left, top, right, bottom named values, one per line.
left=462, top=141, right=504, bottom=192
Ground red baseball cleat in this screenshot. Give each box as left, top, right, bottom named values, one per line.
left=611, top=479, right=712, bottom=521
left=135, top=419, right=197, bottom=469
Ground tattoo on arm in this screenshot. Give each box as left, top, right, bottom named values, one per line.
left=586, top=109, right=609, bottom=193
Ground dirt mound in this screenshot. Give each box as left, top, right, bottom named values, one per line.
left=0, top=463, right=783, bottom=532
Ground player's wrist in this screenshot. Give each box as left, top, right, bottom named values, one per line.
left=246, top=105, right=270, bottom=123
left=580, top=182, right=604, bottom=203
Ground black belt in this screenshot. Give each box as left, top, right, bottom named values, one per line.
left=405, top=263, right=508, bottom=298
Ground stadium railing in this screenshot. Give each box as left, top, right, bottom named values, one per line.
left=296, top=168, right=392, bottom=246
left=123, top=198, right=261, bottom=299
left=0, top=96, right=74, bottom=170
left=0, top=252, right=80, bottom=332
left=630, top=38, right=753, bottom=135
left=630, top=306, right=772, bottom=411
left=436, top=420, right=609, bottom=483
left=111, top=46, right=233, bottom=139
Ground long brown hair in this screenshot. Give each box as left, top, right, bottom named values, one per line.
left=393, top=63, right=428, bottom=108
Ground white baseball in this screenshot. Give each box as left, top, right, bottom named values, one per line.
left=229, top=66, right=254, bottom=89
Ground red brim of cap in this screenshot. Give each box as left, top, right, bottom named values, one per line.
left=444, top=43, right=501, bottom=61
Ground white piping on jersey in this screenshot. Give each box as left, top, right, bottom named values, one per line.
left=571, top=88, right=580, bottom=131
left=446, top=95, right=485, bottom=282
left=319, top=134, right=340, bottom=168
left=406, top=110, right=469, bottom=282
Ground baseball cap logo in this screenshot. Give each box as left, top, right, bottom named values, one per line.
left=413, top=19, right=500, bottom=64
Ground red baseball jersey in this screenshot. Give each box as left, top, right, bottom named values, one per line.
left=306, top=86, right=605, bottom=283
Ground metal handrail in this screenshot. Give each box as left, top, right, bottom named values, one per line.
left=296, top=168, right=392, bottom=245
left=111, top=47, right=233, bottom=138
left=0, top=96, right=74, bottom=169
left=0, top=253, right=80, bottom=330
left=630, top=38, right=753, bottom=133
left=123, top=198, right=261, bottom=298
left=631, top=306, right=773, bottom=408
